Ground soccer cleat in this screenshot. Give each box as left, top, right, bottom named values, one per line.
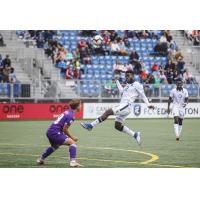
left=176, top=138, right=180, bottom=141
left=70, top=160, right=83, bottom=167
left=134, top=132, right=141, bottom=145
left=81, top=122, right=93, bottom=131
left=36, top=158, right=44, bottom=165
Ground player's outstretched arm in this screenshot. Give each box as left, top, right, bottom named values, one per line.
left=63, top=123, right=78, bottom=142
left=115, top=79, right=124, bottom=94
left=167, top=97, right=172, bottom=114
left=137, top=84, right=155, bottom=109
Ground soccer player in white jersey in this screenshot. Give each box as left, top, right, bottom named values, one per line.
left=167, top=79, right=189, bottom=141
left=81, top=71, right=155, bottom=145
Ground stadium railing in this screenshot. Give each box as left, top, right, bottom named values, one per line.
left=1, top=80, right=200, bottom=102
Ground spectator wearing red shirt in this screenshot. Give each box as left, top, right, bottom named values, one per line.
left=152, top=63, right=158, bottom=72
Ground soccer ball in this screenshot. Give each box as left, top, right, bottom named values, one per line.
left=92, top=35, right=103, bottom=46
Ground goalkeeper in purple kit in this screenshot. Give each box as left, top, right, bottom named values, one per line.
left=37, top=99, right=82, bottom=167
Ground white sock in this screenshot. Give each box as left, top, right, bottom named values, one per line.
left=91, top=118, right=102, bottom=127
left=178, top=125, right=182, bottom=135
left=122, top=126, right=135, bottom=137
left=174, top=124, right=179, bottom=138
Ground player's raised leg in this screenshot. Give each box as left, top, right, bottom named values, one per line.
left=81, top=109, right=114, bottom=131
left=115, top=121, right=141, bottom=145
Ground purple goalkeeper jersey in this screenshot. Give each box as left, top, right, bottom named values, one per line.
left=47, top=109, right=75, bottom=134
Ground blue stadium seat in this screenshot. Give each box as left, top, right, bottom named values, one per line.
left=105, top=65, right=113, bottom=72
left=106, top=74, right=113, bottom=80
left=85, top=74, right=93, bottom=80
left=92, top=59, right=99, bottom=65
left=100, top=74, right=107, bottom=80
left=87, top=69, right=93, bottom=75
left=99, top=60, right=106, bottom=65
left=94, top=74, right=100, bottom=79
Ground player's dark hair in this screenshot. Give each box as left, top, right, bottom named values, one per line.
left=176, top=78, right=183, bottom=83
left=69, top=99, right=81, bottom=110
left=125, top=70, right=134, bottom=75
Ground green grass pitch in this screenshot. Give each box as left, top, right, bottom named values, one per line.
left=0, top=119, right=199, bottom=168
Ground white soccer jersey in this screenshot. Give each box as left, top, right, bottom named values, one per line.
left=170, top=88, right=189, bottom=108
left=116, top=80, right=150, bottom=106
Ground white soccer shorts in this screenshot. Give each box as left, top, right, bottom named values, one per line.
left=112, top=103, right=132, bottom=123
left=172, top=106, right=185, bottom=119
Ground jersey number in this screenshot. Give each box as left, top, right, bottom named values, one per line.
left=54, top=113, right=64, bottom=124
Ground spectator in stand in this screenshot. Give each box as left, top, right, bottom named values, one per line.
left=125, top=62, right=133, bottom=72
left=66, top=64, right=74, bottom=80
left=78, top=45, right=91, bottom=64
left=80, top=30, right=97, bottom=37
left=154, top=41, right=168, bottom=56
left=72, top=58, right=80, bottom=79
left=113, top=60, right=126, bottom=73
left=3, top=55, right=11, bottom=67
left=109, top=31, right=118, bottom=42
left=193, top=31, right=200, bottom=46
left=2, top=64, right=11, bottom=83
left=153, top=74, right=161, bottom=96
left=66, top=48, right=74, bottom=61
left=102, top=30, right=111, bottom=45
left=55, top=46, right=67, bottom=64
left=140, top=70, right=147, bottom=83
left=164, top=30, right=173, bottom=43
left=9, top=67, right=17, bottom=83
left=172, top=70, right=183, bottom=83
left=36, top=31, right=45, bottom=48
left=175, top=51, right=183, bottom=61
left=110, top=40, right=120, bottom=55
left=151, top=63, right=158, bottom=72
left=144, top=74, right=155, bottom=97
left=0, top=65, right=4, bottom=82
left=165, top=68, right=173, bottom=84
left=123, top=37, right=130, bottom=48
left=176, top=56, right=185, bottom=75
left=164, top=60, right=176, bottom=71
left=0, top=33, right=5, bottom=46
left=183, top=68, right=195, bottom=84
left=77, top=40, right=87, bottom=49
left=104, top=79, right=118, bottom=97
left=118, top=39, right=129, bottom=56
left=159, top=70, right=168, bottom=84
left=129, top=51, right=139, bottom=65
left=134, top=60, right=143, bottom=75
left=0, top=54, right=3, bottom=66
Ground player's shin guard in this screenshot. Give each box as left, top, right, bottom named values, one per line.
left=41, top=146, right=57, bottom=160
left=69, top=144, right=77, bottom=161
left=122, top=126, right=135, bottom=137
left=174, top=124, right=179, bottom=138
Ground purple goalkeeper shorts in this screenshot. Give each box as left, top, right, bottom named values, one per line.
left=46, top=131, right=69, bottom=147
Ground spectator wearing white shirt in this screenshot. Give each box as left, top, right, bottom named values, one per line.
left=110, top=40, right=120, bottom=55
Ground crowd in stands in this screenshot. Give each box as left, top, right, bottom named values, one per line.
left=184, top=30, right=200, bottom=46
left=16, top=30, right=198, bottom=97
left=0, top=33, right=5, bottom=47
left=0, top=54, right=16, bottom=83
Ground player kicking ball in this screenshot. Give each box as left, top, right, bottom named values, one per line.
left=167, top=79, right=189, bottom=141
left=37, top=99, right=82, bottom=167
left=81, top=71, right=155, bottom=145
